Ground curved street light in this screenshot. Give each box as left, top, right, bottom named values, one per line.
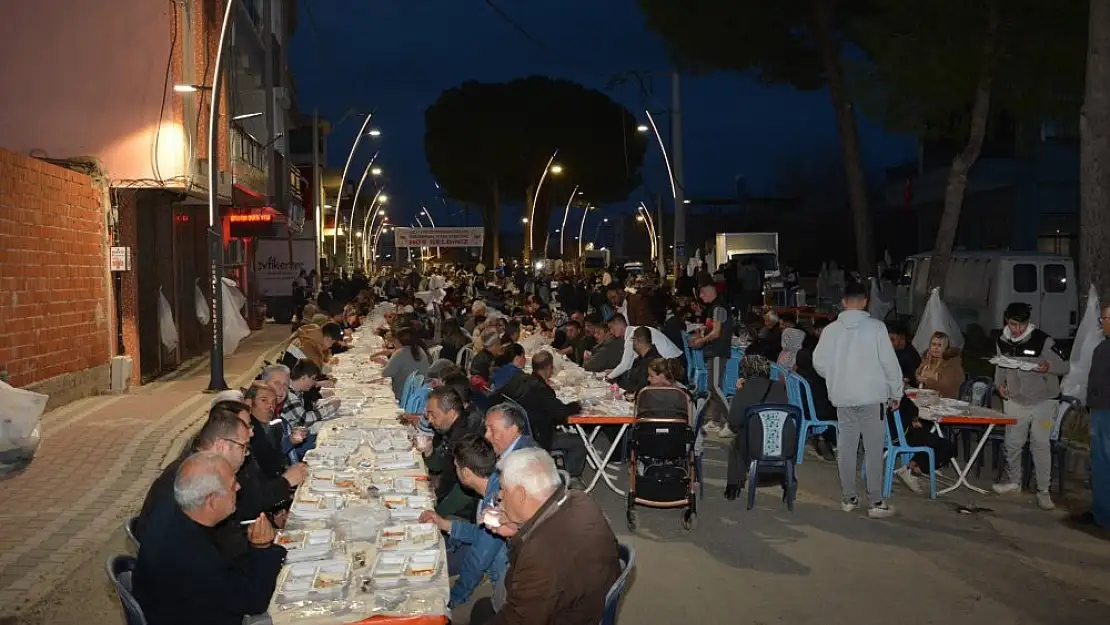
left=558, top=185, right=579, bottom=258
left=577, top=205, right=597, bottom=262
left=331, top=113, right=376, bottom=257
left=592, top=217, right=610, bottom=247
left=637, top=203, right=658, bottom=261
left=420, top=205, right=441, bottom=258
left=345, top=151, right=380, bottom=266
left=525, top=150, right=560, bottom=264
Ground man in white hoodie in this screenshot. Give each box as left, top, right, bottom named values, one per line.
left=813, top=282, right=903, bottom=518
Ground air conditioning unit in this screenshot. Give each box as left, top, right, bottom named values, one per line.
left=225, top=239, right=246, bottom=266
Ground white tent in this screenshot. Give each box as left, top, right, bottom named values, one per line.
left=1061, top=285, right=1103, bottom=402
left=912, top=287, right=965, bottom=353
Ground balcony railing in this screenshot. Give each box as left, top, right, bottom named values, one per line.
left=232, top=124, right=268, bottom=197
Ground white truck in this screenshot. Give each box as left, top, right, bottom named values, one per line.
left=705, top=232, right=782, bottom=284
left=895, top=251, right=1078, bottom=342
left=254, top=238, right=316, bottom=323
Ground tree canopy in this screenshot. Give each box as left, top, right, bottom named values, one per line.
left=636, top=0, right=876, bottom=274
left=424, top=76, right=647, bottom=263
left=851, top=0, right=1086, bottom=144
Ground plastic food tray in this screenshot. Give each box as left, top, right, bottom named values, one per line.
left=366, top=550, right=442, bottom=588
left=275, top=528, right=335, bottom=563
left=382, top=495, right=434, bottom=521
left=276, top=558, right=351, bottom=604
left=376, top=523, right=439, bottom=551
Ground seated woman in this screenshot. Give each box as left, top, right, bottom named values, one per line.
left=892, top=331, right=962, bottom=494
left=437, top=318, right=469, bottom=365
left=723, top=355, right=788, bottom=500
left=382, top=327, right=431, bottom=402
left=635, top=358, right=691, bottom=421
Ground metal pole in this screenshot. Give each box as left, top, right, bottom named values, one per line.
left=578, top=206, right=592, bottom=259
left=206, top=0, right=236, bottom=392
left=559, top=185, right=578, bottom=257
left=421, top=206, right=440, bottom=258
left=331, top=113, right=375, bottom=257
left=671, top=71, right=686, bottom=277
left=655, top=194, right=665, bottom=276
left=526, top=150, right=558, bottom=265
left=312, top=108, right=322, bottom=283
left=346, top=151, right=380, bottom=267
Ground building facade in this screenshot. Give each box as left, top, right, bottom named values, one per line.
left=0, top=0, right=301, bottom=389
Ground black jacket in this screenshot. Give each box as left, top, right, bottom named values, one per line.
left=617, top=346, right=661, bottom=394
left=133, top=503, right=286, bottom=625
left=427, top=412, right=483, bottom=519
left=583, top=337, right=623, bottom=373
left=1088, top=338, right=1110, bottom=410
left=491, top=371, right=581, bottom=451
left=250, top=419, right=288, bottom=479
left=234, top=458, right=293, bottom=522
left=134, top=457, right=250, bottom=562
left=470, top=348, right=494, bottom=380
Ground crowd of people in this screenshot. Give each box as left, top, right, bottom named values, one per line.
left=126, top=256, right=1110, bottom=624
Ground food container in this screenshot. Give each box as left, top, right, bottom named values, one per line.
left=275, top=529, right=335, bottom=563
left=275, top=558, right=351, bottom=604
left=376, top=523, right=439, bottom=551
left=385, top=495, right=434, bottom=521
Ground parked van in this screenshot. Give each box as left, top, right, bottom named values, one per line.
left=895, top=251, right=1078, bottom=342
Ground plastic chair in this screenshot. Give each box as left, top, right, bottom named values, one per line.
left=742, top=403, right=802, bottom=511
left=882, top=410, right=937, bottom=499
left=722, top=355, right=741, bottom=399
left=124, top=515, right=140, bottom=551
left=601, top=544, right=636, bottom=625
left=786, top=372, right=838, bottom=465
left=687, top=346, right=709, bottom=397
left=398, top=372, right=425, bottom=410
left=456, top=346, right=473, bottom=371
left=106, top=554, right=147, bottom=625
left=681, top=333, right=696, bottom=382
left=406, top=385, right=432, bottom=414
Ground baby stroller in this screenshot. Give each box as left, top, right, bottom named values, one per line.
left=626, top=386, right=698, bottom=531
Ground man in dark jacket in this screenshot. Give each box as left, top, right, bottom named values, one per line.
left=616, top=326, right=661, bottom=394
left=471, top=449, right=619, bottom=625
left=133, top=452, right=286, bottom=625
left=423, top=385, right=482, bottom=519
left=491, top=352, right=586, bottom=476
left=1087, top=302, right=1110, bottom=528
left=582, top=314, right=623, bottom=373
left=796, top=319, right=836, bottom=460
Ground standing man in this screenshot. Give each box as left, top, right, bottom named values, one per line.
left=690, top=275, right=734, bottom=436
left=813, top=282, right=902, bottom=518
left=1086, top=302, right=1110, bottom=528
left=992, top=302, right=1069, bottom=510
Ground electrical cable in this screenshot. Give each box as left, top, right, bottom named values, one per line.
left=152, top=0, right=178, bottom=184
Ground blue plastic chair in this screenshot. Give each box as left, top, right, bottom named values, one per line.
left=106, top=555, right=147, bottom=625
left=681, top=333, right=696, bottom=382
left=722, top=355, right=741, bottom=399
left=742, top=403, right=802, bottom=511
left=882, top=410, right=937, bottom=499
left=398, top=372, right=425, bottom=410
left=687, top=345, right=709, bottom=396
left=124, top=515, right=140, bottom=551
left=785, top=373, right=838, bottom=465
left=406, top=384, right=432, bottom=414
left=601, top=543, right=636, bottom=625
left=769, top=362, right=788, bottom=382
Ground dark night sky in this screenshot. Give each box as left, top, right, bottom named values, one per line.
left=289, top=0, right=916, bottom=233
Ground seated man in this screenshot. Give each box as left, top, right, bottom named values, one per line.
left=615, top=326, right=662, bottom=394
left=133, top=452, right=287, bottom=625
left=582, top=314, right=623, bottom=373
left=423, top=385, right=482, bottom=519
left=135, top=403, right=254, bottom=558
left=490, top=354, right=587, bottom=477
left=420, top=435, right=509, bottom=610
left=469, top=327, right=503, bottom=383
left=280, top=360, right=339, bottom=459
left=605, top=313, right=682, bottom=381
left=472, top=448, right=620, bottom=625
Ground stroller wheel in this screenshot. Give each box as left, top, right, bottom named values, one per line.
left=626, top=508, right=639, bottom=531
left=682, top=509, right=697, bottom=531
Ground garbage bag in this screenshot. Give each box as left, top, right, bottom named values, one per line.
left=195, top=279, right=211, bottom=326
left=222, top=277, right=247, bottom=315
left=158, top=287, right=179, bottom=352
left=912, top=287, right=964, bottom=353
left=221, top=279, right=251, bottom=356
left=0, top=381, right=47, bottom=476
left=1061, top=285, right=1102, bottom=403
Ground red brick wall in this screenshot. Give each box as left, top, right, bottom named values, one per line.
left=0, top=149, right=111, bottom=386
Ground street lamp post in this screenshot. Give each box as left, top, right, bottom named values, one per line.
left=558, top=185, right=579, bottom=258
left=637, top=204, right=659, bottom=261
left=200, top=0, right=237, bottom=391
left=420, top=206, right=440, bottom=259
left=525, top=150, right=559, bottom=266
left=330, top=113, right=376, bottom=258
left=344, top=152, right=380, bottom=268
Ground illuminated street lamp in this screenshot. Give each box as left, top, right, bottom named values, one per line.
left=368, top=129, right=382, bottom=137
left=371, top=167, right=383, bottom=176
left=524, top=150, right=560, bottom=265
left=636, top=124, right=649, bottom=133
left=558, top=185, right=579, bottom=257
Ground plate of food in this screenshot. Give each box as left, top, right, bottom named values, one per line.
left=386, top=495, right=434, bottom=521
left=369, top=552, right=408, bottom=587
left=403, top=551, right=441, bottom=582
left=276, top=529, right=335, bottom=563
left=376, top=523, right=439, bottom=551
left=290, top=494, right=344, bottom=520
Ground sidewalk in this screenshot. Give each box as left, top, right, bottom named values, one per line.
left=0, top=324, right=291, bottom=617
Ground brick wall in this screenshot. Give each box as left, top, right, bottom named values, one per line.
left=0, top=148, right=111, bottom=390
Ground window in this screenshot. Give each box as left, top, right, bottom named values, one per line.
left=900, top=260, right=915, bottom=286
left=1044, top=264, right=1068, bottom=293
left=1013, top=264, right=1037, bottom=293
